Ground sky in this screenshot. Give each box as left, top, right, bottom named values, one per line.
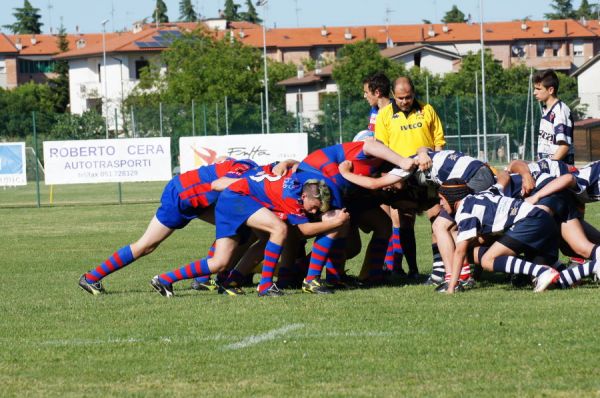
left=0, top=0, right=592, bottom=34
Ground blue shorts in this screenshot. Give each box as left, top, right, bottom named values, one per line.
left=500, top=208, right=559, bottom=262
left=156, top=179, right=211, bottom=229
left=215, top=189, right=263, bottom=239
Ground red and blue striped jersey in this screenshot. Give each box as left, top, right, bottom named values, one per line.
left=175, top=158, right=259, bottom=209
left=228, top=168, right=309, bottom=225
left=298, top=141, right=385, bottom=191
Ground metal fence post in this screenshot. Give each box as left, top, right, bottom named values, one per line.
left=215, top=103, right=219, bottom=135
left=225, top=96, right=229, bottom=135
left=203, top=104, right=207, bottom=136
left=32, top=111, right=41, bottom=208
left=192, top=99, right=196, bottom=136
left=159, top=102, right=164, bottom=137
left=337, top=90, right=343, bottom=144
left=456, top=96, right=462, bottom=152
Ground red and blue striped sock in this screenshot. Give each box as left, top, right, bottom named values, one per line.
left=384, top=236, right=394, bottom=271
left=367, top=238, right=388, bottom=280
left=258, top=241, right=283, bottom=294
left=159, top=257, right=210, bottom=285
left=325, top=238, right=346, bottom=283
left=306, top=235, right=335, bottom=281
left=391, top=227, right=403, bottom=271
left=194, top=241, right=216, bottom=284
left=85, top=245, right=134, bottom=283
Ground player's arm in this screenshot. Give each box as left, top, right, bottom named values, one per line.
left=362, top=139, right=416, bottom=171
left=271, top=159, right=299, bottom=176
left=552, top=143, right=570, bottom=161
left=525, top=173, right=576, bottom=205
left=338, top=160, right=402, bottom=190
left=446, top=239, right=470, bottom=294
left=211, top=177, right=240, bottom=191
left=506, top=160, right=536, bottom=196
left=296, top=209, right=350, bottom=238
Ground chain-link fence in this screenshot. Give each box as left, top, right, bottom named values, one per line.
left=1, top=94, right=547, bottom=208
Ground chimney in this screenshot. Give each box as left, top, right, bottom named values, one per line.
left=30, top=34, right=37, bottom=45
left=542, top=22, right=550, bottom=34
left=133, top=21, right=143, bottom=34
left=238, top=28, right=245, bottom=39
left=321, top=25, right=328, bottom=37
left=521, top=21, right=528, bottom=31
left=76, top=38, right=86, bottom=49
left=15, top=37, right=22, bottom=50
left=296, top=64, right=304, bottom=79
left=442, top=24, right=449, bottom=33
left=428, top=25, right=435, bottom=37
left=344, top=28, right=352, bottom=40
left=580, top=17, right=588, bottom=26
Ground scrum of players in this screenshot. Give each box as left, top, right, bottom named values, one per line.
left=77, top=136, right=600, bottom=297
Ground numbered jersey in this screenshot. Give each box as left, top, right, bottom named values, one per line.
left=227, top=168, right=309, bottom=224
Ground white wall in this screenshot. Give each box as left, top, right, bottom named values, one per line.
left=577, top=62, right=600, bottom=118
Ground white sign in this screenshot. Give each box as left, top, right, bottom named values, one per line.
left=43, top=138, right=172, bottom=185
left=0, top=142, right=27, bottom=186
left=179, top=133, right=308, bottom=173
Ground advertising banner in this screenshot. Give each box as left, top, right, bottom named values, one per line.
left=43, top=138, right=172, bottom=185
left=0, top=142, right=26, bottom=186
left=179, top=133, right=308, bottom=173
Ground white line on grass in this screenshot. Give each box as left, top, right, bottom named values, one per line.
left=222, top=323, right=305, bottom=351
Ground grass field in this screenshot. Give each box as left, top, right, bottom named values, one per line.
left=2, top=186, right=600, bottom=397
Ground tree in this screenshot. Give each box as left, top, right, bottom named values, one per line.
left=240, top=0, right=262, bottom=23
left=577, top=0, right=598, bottom=20
left=153, top=0, right=169, bottom=24
left=48, top=23, right=70, bottom=113
left=3, top=0, right=43, bottom=34
left=442, top=5, right=467, bottom=23
left=178, top=0, right=197, bottom=22
left=544, top=0, right=576, bottom=19
left=223, top=0, right=241, bottom=21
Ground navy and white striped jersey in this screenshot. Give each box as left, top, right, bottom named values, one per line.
left=537, top=100, right=574, bottom=162
left=421, top=149, right=485, bottom=185
left=455, top=191, right=537, bottom=242
left=573, top=161, right=600, bottom=203
left=491, top=171, right=559, bottom=199
left=528, top=158, right=572, bottom=186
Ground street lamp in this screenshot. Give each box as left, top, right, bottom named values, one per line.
left=101, top=18, right=109, bottom=139
left=256, top=0, right=269, bottom=134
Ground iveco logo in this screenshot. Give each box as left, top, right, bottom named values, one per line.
left=398, top=122, right=423, bottom=131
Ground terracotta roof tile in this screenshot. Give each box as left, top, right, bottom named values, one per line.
left=0, top=33, right=18, bottom=53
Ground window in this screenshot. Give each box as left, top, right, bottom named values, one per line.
left=134, top=60, right=149, bottom=80
left=97, top=64, right=101, bottom=82
left=296, top=92, right=303, bottom=113
left=86, top=98, right=102, bottom=113
left=414, top=51, right=422, bottom=68
left=552, top=42, right=560, bottom=56
left=536, top=42, right=545, bottom=57
left=0, top=60, right=5, bottom=73
left=18, top=59, right=55, bottom=73
left=573, top=41, right=584, bottom=56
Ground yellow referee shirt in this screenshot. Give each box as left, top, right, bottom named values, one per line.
left=375, top=100, right=445, bottom=157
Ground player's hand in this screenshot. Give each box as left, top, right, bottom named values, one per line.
left=416, top=152, right=432, bottom=171
left=334, top=208, right=351, bottom=225
left=272, top=162, right=288, bottom=176
left=398, top=157, right=418, bottom=172
left=521, top=175, right=535, bottom=197
left=339, top=160, right=353, bottom=174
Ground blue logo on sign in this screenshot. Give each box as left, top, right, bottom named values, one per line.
left=0, top=145, right=24, bottom=174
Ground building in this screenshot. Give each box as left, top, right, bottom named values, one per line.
left=571, top=53, right=600, bottom=119
left=574, top=118, right=600, bottom=162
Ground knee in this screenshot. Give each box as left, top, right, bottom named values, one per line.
left=480, top=253, right=495, bottom=271
left=271, top=220, right=288, bottom=238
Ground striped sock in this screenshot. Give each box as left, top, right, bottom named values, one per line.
left=194, top=241, right=216, bottom=284
left=258, top=241, right=283, bottom=294
left=306, top=236, right=335, bottom=281
left=159, top=257, right=210, bottom=285
left=367, top=238, right=388, bottom=280
left=384, top=235, right=394, bottom=272
left=492, top=256, right=548, bottom=277
left=86, top=245, right=134, bottom=283
left=459, top=263, right=472, bottom=281
left=392, top=227, right=403, bottom=271
left=325, top=238, right=346, bottom=283
left=430, top=243, right=445, bottom=283
left=400, top=228, right=417, bottom=273
left=557, top=260, right=599, bottom=287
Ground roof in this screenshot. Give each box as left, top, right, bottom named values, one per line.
left=574, top=118, right=600, bottom=128
left=277, top=64, right=333, bottom=86
left=571, top=52, right=600, bottom=77
left=7, top=33, right=112, bottom=56
left=380, top=44, right=461, bottom=60
left=0, top=33, right=18, bottom=54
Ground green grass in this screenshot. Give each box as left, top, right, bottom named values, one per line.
left=2, top=198, right=600, bottom=397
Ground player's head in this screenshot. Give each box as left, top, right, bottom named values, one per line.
left=393, top=76, right=416, bottom=112
left=533, top=69, right=559, bottom=102
left=438, top=179, right=473, bottom=214
left=352, top=130, right=375, bottom=142
left=301, top=179, right=331, bottom=214
left=363, top=72, right=391, bottom=106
